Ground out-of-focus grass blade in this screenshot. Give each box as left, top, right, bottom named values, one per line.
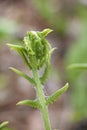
left=68, top=63, right=87, bottom=70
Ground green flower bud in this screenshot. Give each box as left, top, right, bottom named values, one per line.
left=23, top=29, right=53, bottom=69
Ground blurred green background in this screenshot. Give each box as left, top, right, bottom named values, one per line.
left=0, top=0, right=87, bottom=130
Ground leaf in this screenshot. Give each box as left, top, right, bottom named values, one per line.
left=46, top=83, right=69, bottom=106
left=7, top=44, right=31, bottom=69
left=50, top=47, right=57, bottom=55
left=40, top=28, right=53, bottom=37
left=7, top=44, right=24, bottom=51
left=9, top=67, right=35, bottom=85
left=68, top=63, right=87, bottom=70
left=0, top=121, right=9, bottom=129
left=7, top=44, right=25, bottom=61
left=17, top=99, right=40, bottom=109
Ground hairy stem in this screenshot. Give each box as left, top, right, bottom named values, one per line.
left=32, top=68, right=51, bottom=130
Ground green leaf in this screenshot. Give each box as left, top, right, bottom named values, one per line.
left=50, top=47, right=57, bottom=55
left=9, top=67, right=35, bottom=85
left=46, top=83, right=69, bottom=106
left=0, top=121, right=9, bottom=129
left=40, top=28, right=53, bottom=37
left=7, top=44, right=24, bottom=50
left=68, top=63, right=87, bottom=70
left=17, top=99, right=40, bottom=109
left=7, top=44, right=32, bottom=69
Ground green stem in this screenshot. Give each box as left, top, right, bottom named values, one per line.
left=32, top=68, right=51, bottom=130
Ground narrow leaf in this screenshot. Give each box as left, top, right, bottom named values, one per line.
left=7, top=44, right=24, bottom=50
left=68, top=63, right=87, bottom=70
left=9, top=67, right=35, bottom=85
left=46, top=83, right=69, bottom=106
left=17, top=48, right=31, bottom=68
left=0, top=121, right=9, bottom=129
left=50, top=47, right=57, bottom=55
left=7, top=44, right=31, bottom=68
left=17, top=99, right=40, bottom=109
left=41, top=28, right=53, bottom=37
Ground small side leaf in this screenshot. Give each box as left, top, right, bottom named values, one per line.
left=0, top=121, right=9, bottom=129
left=68, top=63, right=87, bottom=70
left=46, top=83, right=69, bottom=106
left=9, top=67, right=35, bottom=85
left=7, top=44, right=25, bottom=52
left=40, top=28, right=53, bottom=37
left=7, top=44, right=31, bottom=69
left=17, top=99, right=40, bottom=109
left=50, top=47, right=57, bottom=55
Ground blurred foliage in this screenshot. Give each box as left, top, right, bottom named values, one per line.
left=32, top=0, right=68, bottom=36
left=0, top=18, right=21, bottom=91
left=0, top=126, right=13, bottom=130
left=32, top=0, right=87, bottom=37
left=0, top=18, right=18, bottom=36
left=68, top=63, right=87, bottom=70
left=0, top=18, right=19, bottom=44
left=65, top=19, right=87, bottom=122
left=0, top=75, right=8, bottom=89
left=1, top=128, right=12, bottom=130
left=0, top=121, right=13, bottom=130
